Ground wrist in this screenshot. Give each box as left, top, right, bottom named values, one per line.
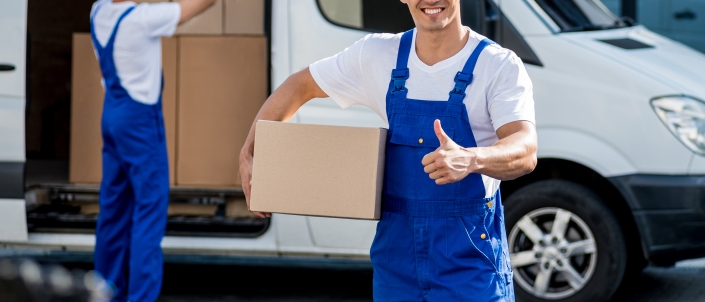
left=463, top=146, right=485, bottom=173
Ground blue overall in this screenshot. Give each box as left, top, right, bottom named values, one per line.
left=91, top=6, right=170, bottom=302
left=370, top=30, right=514, bottom=301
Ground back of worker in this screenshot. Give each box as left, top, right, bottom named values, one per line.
left=89, top=1, right=214, bottom=301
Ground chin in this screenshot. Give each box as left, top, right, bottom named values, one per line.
left=417, top=20, right=450, bottom=31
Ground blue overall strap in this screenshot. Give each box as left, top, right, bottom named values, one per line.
left=448, top=38, right=495, bottom=103
left=91, top=6, right=136, bottom=51
left=390, top=29, right=414, bottom=98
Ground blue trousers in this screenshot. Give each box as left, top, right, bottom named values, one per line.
left=371, top=193, right=514, bottom=301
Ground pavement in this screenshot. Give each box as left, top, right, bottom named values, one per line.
left=154, top=258, right=705, bottom=302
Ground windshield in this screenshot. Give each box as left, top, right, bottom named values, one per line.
left=534, top=0, right=631, bottom=32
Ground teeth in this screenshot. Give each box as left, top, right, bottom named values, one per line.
left=424, top=8, right=442, bottom=14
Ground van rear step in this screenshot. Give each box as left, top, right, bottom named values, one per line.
left=25, top=184, right=269, bottom=238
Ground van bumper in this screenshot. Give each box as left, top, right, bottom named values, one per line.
left=609, top=174, right=705, bottom=266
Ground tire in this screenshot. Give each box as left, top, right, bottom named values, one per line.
left=504, top=180, right=627, bottom=302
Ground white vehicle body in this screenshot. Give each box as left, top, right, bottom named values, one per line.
left=2, top=0, right=705, bottom=299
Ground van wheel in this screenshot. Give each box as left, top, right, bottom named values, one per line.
left=504, top=180, right=626, bottom=302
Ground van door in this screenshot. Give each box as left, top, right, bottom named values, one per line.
left=0, top=0, right=29, bottom=242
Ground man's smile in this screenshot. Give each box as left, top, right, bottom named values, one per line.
left=422, top=7, right=444, bottom=15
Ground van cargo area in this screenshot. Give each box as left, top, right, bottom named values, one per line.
left=23, top=0, right=270, bottom=237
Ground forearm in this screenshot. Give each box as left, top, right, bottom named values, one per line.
left=470, top=123, right=537, bottom=181
left=240, top=68, right=325, bottom=159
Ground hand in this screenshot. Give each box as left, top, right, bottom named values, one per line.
left=239, top=152, right=271, bottom=218
left=421, top=119, right=477, bottom=185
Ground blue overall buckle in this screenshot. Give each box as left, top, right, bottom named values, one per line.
left=391, top=68, right=410, bottom=91
left=451, top=71, right=473, bottom=95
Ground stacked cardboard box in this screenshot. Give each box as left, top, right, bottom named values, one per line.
left=70, top=35, right=178, bottom=185
left=70, top=0, right=267, bottom=199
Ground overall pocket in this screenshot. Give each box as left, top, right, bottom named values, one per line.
left=458, top=208, right=500, bottom=272
left=385, top=124, right=457, bottom=200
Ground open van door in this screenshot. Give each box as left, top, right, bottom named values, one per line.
left=0, top=0, right=29, bottom=242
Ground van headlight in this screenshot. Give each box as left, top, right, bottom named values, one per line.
left=651, top=95, right=705, bottom=155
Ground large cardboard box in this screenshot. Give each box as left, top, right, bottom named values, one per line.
left=69, top=34, right=104, bottom=184
left=69, top=34, right=177, bottom=184
left=174, top=0, right=224, bottom=35
left=225, top=0, right=265, bottom=35
left=176, top=36, right=267, bottom=186
left=250, top=121, right=387, bottom=220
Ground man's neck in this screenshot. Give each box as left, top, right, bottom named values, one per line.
left=414, top=20, right=468, bottom=66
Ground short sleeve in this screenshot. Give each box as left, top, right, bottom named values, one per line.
left=486, top=52, right=536, bottom=130
left=140, top=2, right=181, bottom=38
left=309, top=36, right=370, bottom=109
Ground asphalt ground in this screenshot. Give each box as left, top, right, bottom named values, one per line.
left=8, top=257, right=703, bottom=301
left=153, top=258, right=705, bottom=302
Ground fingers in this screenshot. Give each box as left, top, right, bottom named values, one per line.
left=424, top=162, right=437, bottom=174
left=252, top=211, right=272, bottom=218
left=421, top=150, right=440, bottom=166
left=434, top=119, right=449, bottom=144
left=429, top=169, right=443, bottom=180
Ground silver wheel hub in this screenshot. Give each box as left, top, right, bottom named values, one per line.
left=509, top=208, right=597, bottom=300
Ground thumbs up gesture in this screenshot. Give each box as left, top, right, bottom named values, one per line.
left=421, top=119, right=476, bottom=185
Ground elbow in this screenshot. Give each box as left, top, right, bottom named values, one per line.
left=523, top=154, right=538, bottom=176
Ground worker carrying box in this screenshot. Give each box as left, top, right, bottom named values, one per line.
left=89, top=0, right=214, bottom=301
left=240, top=0, right=537, bottom=300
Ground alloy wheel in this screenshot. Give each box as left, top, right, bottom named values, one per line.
left=509, top=207, right=597, bottom=300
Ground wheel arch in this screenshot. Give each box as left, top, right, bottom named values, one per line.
left=501, top=158, right=648, bottom=268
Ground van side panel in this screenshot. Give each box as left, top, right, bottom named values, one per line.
left=0, top=0, right=27, bottom=199
left=0, top=199, right=28, bottom=242
left=0, top=0, right=27, bottom=98
left=537, top=128, right=637, bottom=177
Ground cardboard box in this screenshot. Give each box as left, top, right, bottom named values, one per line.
left=250, top=121, right=387, bottom=220
left=176, top=36, right=267, bottom=186
left=69, top=34, right=105, bottom=184
left=167, top=203, right=218, bottom=216
left=174, top=0, right=224, bottom=35
left=225, top=0, right=265, bottom=35
left=69, top=34, right=177, bottom=184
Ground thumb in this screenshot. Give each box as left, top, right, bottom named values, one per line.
left=434, top=119, right=450, bottom=144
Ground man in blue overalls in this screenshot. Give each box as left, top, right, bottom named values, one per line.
left=90, top=0, right=214, bottom=300
left=240, top=0, right=537, bottom=300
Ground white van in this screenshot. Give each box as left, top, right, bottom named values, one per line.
left=1, top=0, right=704, bottom=301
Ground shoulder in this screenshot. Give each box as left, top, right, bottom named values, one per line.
left=355, top=32, right=405, bottom=61
left=471, top=32, right=518, bottom=68
left=475, top=39, right=526, bottom=82
left=132, top=2, right=180, bottom=19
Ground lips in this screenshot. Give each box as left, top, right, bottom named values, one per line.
left=422, top=7, right=444, bottom=15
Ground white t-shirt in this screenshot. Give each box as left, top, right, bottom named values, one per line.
left=90, top=0, right=181, bottom=105
left=309, top=28, right=535, bottom=197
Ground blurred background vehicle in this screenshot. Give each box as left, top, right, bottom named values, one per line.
left=602, top=0, right=705, bottom=53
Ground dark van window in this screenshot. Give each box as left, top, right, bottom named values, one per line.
left=317, top=0, right=415, bottom=33
left=462, top=0, right=543, bottom=66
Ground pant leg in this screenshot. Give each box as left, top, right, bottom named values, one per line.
left=95, top=147, right=134, bottom=302
left=371, top=212, right=425, bottom=302
left=126, top=150, right=169, bottom=302
left=424, top=201, right=514, bottom=301
left=113, top=109, right=169, bottom=302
